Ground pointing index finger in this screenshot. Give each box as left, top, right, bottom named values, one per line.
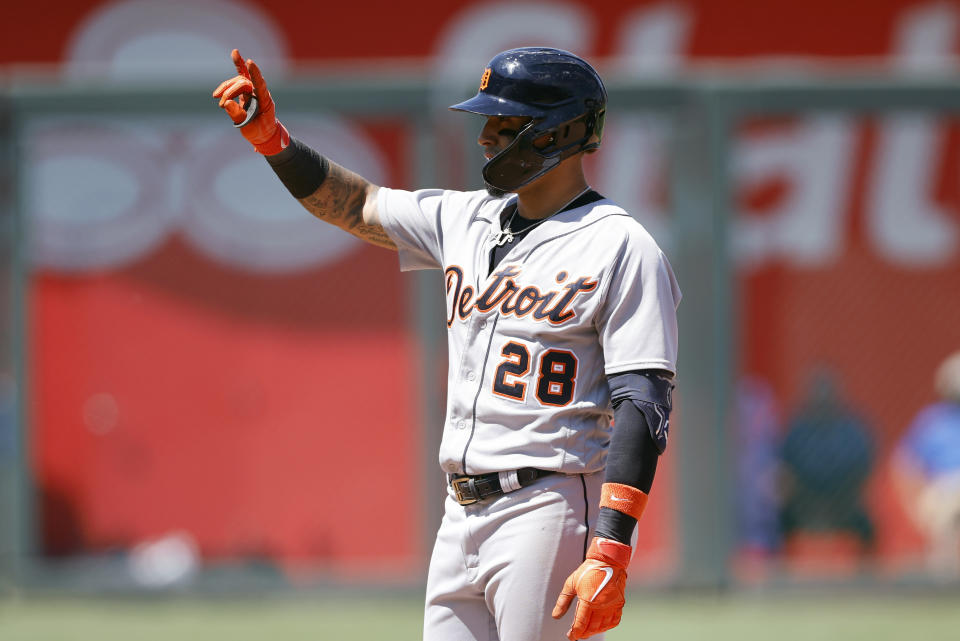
left=230, top=48, right=251, bottom=79
left=247, top=59, right=269, bottom=100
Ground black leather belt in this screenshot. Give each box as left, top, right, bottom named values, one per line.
left=448, top=468, right=556, bottom=506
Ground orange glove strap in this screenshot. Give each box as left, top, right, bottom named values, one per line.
left=251, top=121, right=290, bottom=156
left=588, top=536, right=632, bottom=568
left=599, top=482, right=649, bottom=521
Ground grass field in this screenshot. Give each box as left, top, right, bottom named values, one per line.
left=2, top=592, right=959, bottom=641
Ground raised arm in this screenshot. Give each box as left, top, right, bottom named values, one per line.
left=266, top=144, right=394, bottom=249
left=212, top=49, right=395, bottom=250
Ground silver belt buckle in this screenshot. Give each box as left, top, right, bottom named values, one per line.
left=450, top=476, right=479, bottom=506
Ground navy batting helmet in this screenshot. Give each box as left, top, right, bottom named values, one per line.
left=449, top=47, right=607, bottom=194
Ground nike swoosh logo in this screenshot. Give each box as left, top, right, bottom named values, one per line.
left=610, top=496, right=630, bottom=502
left=590, top=567, right=614, bottom=601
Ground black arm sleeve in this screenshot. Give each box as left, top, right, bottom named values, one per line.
left=265, top=137, right=329, bottom=198
left=604, top=399, right=660, bottom=492
left=593, top=370, right=674, bottom=545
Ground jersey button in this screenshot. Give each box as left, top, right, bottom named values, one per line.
left=479, top=321, right=487, bottom=330
left=466, top=371, right=476, bottom=381
left=457, top=420, right=467, bottom=430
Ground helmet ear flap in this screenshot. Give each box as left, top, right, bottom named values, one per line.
left=585, top=109, right=604, bottom=142
left=541, top=112, right=600, bottom=152
left=582, top=109, right=605, bottom=152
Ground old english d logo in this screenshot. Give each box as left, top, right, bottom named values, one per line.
left=479, top=67, right=491, bottom=91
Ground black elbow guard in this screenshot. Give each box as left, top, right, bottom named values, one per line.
left=609, top=370, right=674, bottom=453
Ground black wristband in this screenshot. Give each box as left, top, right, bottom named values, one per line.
left=265, top=137, right=329, bottom=199
left=594, top=506, right=636, bottom=545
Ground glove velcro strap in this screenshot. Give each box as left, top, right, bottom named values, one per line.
left=599, top=482, right=649, bottom=521
left=253, top=121, right=291, bottom=156
left=587, top=537, right=632, bottom=569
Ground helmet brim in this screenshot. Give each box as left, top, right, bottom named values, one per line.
left=448, top=92, right=544, bottom=118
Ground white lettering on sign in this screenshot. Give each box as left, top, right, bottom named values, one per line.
left=611, top=3, right=691, bottom=75
left=590, top=3, right=693, bottom=254
left=24, top=0, right=960, bottom=273
left=591, top=115, right=675, bottom=254
left=733, top=117, right=857, bottom=269
left=867, top=2, right=959, bottom=267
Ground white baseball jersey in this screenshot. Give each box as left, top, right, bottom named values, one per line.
left=378, top=187, right=681, bottom=476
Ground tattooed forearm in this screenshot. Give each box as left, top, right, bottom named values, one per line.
left=299, top=161, right=396, bottom=250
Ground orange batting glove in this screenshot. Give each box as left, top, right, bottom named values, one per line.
left=552, top=536, right=631, bottom=640
left=212, top=48, right=289, bottom=155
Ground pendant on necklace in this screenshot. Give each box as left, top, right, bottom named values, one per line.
left=490, top=229, right=514, bottom=246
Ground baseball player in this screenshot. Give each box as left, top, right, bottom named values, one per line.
left=214, top=46, right=680, bottom=641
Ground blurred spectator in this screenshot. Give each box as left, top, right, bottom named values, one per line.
left=778, top=369, right=876, bottom=558
left=891, top=350, right=960, bottom=580
left=736, top=377, right=782, bottom=557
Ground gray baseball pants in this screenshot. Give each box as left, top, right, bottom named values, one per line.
left=423, top=471, right=604, bottom=641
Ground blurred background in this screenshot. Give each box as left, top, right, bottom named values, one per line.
left=1, top=0, right=960, bottom=639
